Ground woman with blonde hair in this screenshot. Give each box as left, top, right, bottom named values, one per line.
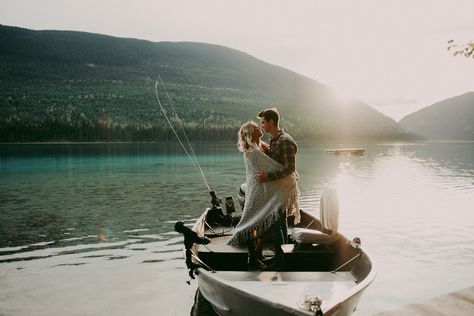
left=229, top=121, right=300, bottom=269
left=237, top=121, right=269, bottom=153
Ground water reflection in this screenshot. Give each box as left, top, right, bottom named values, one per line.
left=191, top=289, right=219, bottom=316
left=0, top=142, right=473, bottom=315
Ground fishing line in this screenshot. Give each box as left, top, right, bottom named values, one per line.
left=157, top=76, right=210, bottom=189
left=154, top=78, right=211, bottom=191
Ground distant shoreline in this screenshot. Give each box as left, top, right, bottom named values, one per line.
left=1, top=140, right=473, bottom=145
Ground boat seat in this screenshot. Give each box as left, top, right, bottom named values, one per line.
left=291, top=228, right=338, bottom=245
left=197, top=236, right=249, bottom=271
left=292, top=188, right=339, bottom=245
left=281, top=243, right=337, bottom=271
left=198, top=237, right=248, bottom=254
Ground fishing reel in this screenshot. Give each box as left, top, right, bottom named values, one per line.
left=209, top=191, right=221, bottom=209
left=209, top=191, right=236, bottom=214
left=207, top=191, right=236, bottom=226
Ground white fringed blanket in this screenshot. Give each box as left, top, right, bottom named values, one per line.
left=228, top=147, right=300, bottom=246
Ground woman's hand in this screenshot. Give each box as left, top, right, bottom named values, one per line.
left=256, top=171, right=269, bottom=182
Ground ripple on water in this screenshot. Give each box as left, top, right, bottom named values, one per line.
left=0, top=233, right=187, bottom=266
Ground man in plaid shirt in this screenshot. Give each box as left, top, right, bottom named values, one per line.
left=256, top=108, right=298, bottom=270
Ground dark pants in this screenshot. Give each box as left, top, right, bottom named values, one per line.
left=271, top=210, right=288, bottom=258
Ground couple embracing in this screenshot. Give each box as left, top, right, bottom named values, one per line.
left=228, top=108, right=300, bottom=271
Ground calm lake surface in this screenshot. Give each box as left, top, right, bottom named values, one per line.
left=1, top=141, right=473, bottom=315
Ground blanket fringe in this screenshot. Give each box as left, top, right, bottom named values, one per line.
left=227, top=191, right=300, bottom=246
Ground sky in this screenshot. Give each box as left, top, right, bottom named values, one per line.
left=1, top=0, right=473, bottom=121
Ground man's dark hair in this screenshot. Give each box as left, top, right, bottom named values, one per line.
left=257, top=107, right=279, bottom=126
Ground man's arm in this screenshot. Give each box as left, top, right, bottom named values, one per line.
left=267, top=140, right=296, bottom=181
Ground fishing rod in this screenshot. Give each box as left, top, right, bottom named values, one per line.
left=156, top=77, right=226, bottom=284
left=154, top=76, right=220, bottom=207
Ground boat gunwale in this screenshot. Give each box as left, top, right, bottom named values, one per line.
left=325, top=247, right=377, bottom=314
left=192, top=208, right=377, bottom=315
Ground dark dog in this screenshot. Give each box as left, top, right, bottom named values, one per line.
left=175, top=221, right=210, bottom=280
left=175, top=221, right=210, bottom=249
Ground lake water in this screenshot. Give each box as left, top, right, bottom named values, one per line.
left=1, top=141, right=473, bottom=315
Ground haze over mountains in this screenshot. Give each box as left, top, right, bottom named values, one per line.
left=0, top=25, right=456, bottom=142
left=399, top=92, right=474, bottom=140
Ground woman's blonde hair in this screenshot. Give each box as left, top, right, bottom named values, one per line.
left=237, top=121, right=259, bottom=152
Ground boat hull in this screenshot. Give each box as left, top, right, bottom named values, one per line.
left=197, top=269, right=368, bottom=316
left=191, top=209, right=376, bottom=316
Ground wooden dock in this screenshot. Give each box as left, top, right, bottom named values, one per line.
left=374, top=286, right=474, bottom=315
left=325, top=148, right=365, bottom=155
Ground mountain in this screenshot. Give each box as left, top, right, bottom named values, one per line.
left=399, top=92, right=474, bottom=140
left=0, top=25, right=415, bottom=142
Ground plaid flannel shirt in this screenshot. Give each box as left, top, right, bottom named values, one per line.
left=267, top=129, right=298, bottom=181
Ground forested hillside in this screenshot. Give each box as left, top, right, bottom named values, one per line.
left=399, top=92, right=474, bottom=140
left=0, top=25, right=416, bottom=142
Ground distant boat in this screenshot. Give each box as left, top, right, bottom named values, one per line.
left=326, top=148, right=365, bottom=155
left=180, top=189, right=376, bottom=316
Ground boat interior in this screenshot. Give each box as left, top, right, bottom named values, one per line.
left=193, top=205, right=371, bottom=284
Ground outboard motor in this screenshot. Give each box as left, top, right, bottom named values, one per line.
left=237, top=183, right=246, bottom=210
